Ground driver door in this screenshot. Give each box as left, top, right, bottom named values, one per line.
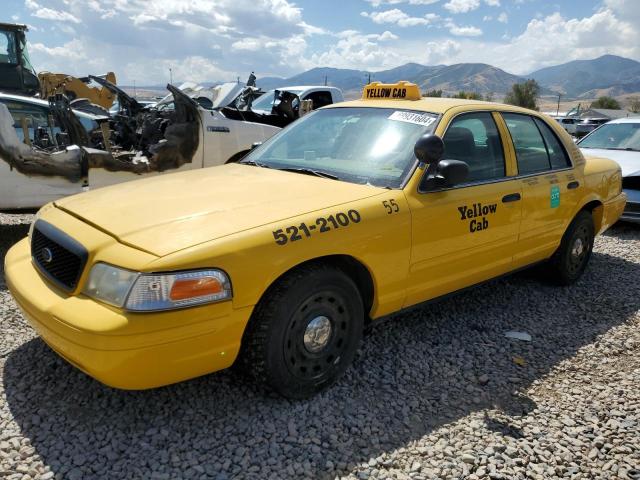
left=403, top=111, right=522, bottom=306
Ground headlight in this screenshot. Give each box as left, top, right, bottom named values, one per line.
left=83, top=263, right=139, bottom=307
left=29, top=203, right=54, bottom=238
left=83, top=263, right=232, bottom=311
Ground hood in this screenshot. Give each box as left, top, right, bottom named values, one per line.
left=55, top=164, right=385, bottom=256
left=580, top=148, right=640, bottom=177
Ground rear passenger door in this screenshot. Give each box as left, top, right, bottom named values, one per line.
left=500, top=113, right=577, bottom=267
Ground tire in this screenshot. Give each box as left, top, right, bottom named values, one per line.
left=238, top=264, right=364, bottom=399
left=547, top=210, right=595, bottom=285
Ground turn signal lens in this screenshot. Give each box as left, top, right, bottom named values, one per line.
left=124, top=269, right=232, bottom=312
left=170, top=277, right=223, bottom=301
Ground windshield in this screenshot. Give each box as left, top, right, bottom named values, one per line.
left=251, top=89, right=303, bottom=112
left=579, top=122, right=640, bottom=151
left=242, top=107, right=438, bottom=188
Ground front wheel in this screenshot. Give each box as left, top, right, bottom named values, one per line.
left=546, top=210, right=595, bottom=285
left=238, top=264, right=364, bottom=399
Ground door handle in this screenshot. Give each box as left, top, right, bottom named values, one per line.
left=502, top=193, right=521, bottom=203
left=567, top=181, right=580, bottom=190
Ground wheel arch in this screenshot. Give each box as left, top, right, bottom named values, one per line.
left=253, top=254, right=376, bottom=323
left=579, top=199, right=604, bottom=233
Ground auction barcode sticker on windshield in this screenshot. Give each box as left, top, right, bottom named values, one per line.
left=388, top=111, right=436, bottom=127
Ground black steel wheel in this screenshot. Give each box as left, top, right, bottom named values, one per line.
left=547, top=210, right=594, bottom=285
left=238, top=264, right=364, bottom=399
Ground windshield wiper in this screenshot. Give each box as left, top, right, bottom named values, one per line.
left=608, top=147, right=640, bottom=152
left=239, top=159, right=271, bottom=168
left=276, top=167, right=339, bottom=180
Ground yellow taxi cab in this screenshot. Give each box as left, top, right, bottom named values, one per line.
left=5, top=81, right=626, bottom=399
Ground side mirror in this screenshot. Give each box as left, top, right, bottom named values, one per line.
left=434, top=159, right=469, bottom=187
left=420, top=159, right=469, bottom=191
left=250, top=142, right=262, bottom=150
left=414, top=134, right=444, bottom=164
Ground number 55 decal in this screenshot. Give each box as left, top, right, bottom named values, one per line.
left=382, top=199, right=400, bottom=214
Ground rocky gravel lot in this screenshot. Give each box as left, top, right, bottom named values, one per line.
left=0, top=212, right=638, bottom=480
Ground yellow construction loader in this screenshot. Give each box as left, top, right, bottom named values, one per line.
left=38, top=71, right=118, bottom=109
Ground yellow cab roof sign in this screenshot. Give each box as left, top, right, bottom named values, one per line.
left=362, top=81, right=421, bottom=101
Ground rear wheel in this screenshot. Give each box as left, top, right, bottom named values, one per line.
left=546, top=210, right=594, bottom=285
left=239, top=264, right=364, bottom=399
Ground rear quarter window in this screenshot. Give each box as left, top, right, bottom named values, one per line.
left=534, top=118, right=572, bottom=169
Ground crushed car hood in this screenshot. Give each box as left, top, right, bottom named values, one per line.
left=55, top=164, right=385, bottom=256
left=581, top=148, right=640, bottom=177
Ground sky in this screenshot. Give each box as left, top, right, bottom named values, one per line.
left=4, top=0, right=640, bottom=85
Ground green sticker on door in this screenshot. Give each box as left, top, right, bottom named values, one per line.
left=550, top=185, right=560, bottom=208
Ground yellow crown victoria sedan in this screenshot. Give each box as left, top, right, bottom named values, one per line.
left=5, top=82, right=626, bottom=399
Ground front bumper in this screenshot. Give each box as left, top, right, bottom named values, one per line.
left=620, top=188, right=640, bottom=224
left=5, top=238, right=253, bottom=389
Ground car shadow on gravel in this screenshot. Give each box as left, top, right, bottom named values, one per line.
left=3, top=246, right=640, bottom=479
left=0, top=223, right=29, bottom=291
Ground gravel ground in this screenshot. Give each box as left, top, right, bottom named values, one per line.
left=0, top=212, right=639, bottom=480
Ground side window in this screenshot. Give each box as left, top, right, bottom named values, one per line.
left=442, top=111, right=505, bottom=183
left=1, top=100, right=54, bottom=145
left=534, top=118, right=571, bottom=169
left=302, top=91, right=333, bottom=109
left=502, top=113, right=550, bottom=175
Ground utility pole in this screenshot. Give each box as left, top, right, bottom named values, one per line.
left=366, top=72, right=372, bottom=84
left=556, top=93, right=561, bottom=116
left=133, top=80, right=137, bottom=99
left=324, top=75, right=327, bottom=86
left=169, top=68, right=173, bottom=85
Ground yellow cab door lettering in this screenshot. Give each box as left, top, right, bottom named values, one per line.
left=403, top=111, right=522, bottom=307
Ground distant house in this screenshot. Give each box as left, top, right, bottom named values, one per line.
left=581, top=108, right=639, bottom=119
left=567, top=106, right=639, bottom=120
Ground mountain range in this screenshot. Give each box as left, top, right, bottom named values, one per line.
left=255, top=55, right=640, bottom=100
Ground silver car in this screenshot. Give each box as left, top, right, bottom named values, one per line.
left=578, top=118, right=640, bottom=223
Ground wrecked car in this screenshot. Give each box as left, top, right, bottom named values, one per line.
left=0, top=78, right=344, bottom=210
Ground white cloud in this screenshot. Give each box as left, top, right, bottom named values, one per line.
left=30, top=39, right=86, bottom=60
left=604, top=0, right=640, bottom=25
left=25, top=0, right=329, bottom=83
left=497, top=12, right=508, bottom=23
left=25, top=0, right=80, bottom=23
left=378, top=30, right=399, bottom=40
left=443, top=9, right=640, bottom=74
left=361, top=9, right=440, bottom=27
left=484, top=0, right=500, bottom=6
left=443, top=0, right=480, bottom=14
left=445, top=20, right=482, bottom=36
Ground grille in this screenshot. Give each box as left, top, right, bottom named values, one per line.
left=31, top=220, right=88, bottom=291
left=625, top=201, right=640, bottom=214
left=622, top=176, right=640, bottom=190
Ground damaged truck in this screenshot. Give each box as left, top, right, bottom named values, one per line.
left=0, top=78, right=343, bottom=210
